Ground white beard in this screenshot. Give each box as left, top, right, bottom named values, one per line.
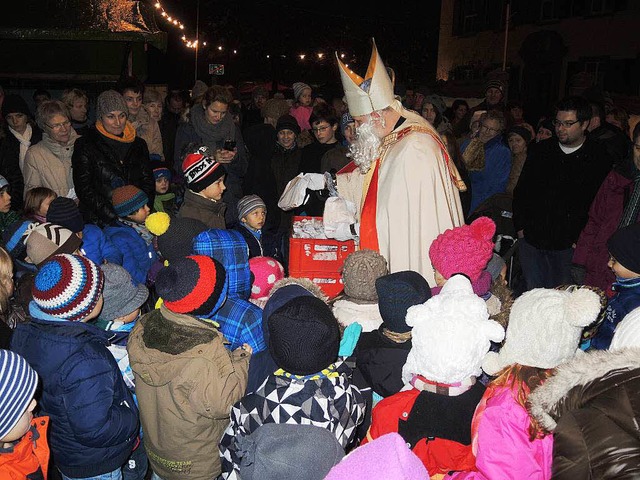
left=347, top=115, right=384, bottom=174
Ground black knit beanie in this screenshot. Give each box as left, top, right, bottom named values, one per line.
left=607, top=223, right=640, bottom=275
left=47, top=197, right=85, bottom=233
left=376, top=270, right=432, bottom=333
left=268, top=295, right=340, bottom=375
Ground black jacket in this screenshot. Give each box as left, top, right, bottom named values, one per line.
left=513, top=136, right=611, bottom=250
left=72, top=127, right=154, bottom=226
left=529, top=348, right=640, bottom=479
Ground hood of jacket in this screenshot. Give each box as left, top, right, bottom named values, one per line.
left=128, top=305, right=222, bottom=387
left=529, top=347, right=640, bottom=431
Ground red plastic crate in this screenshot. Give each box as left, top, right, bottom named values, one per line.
left=289, top=216, right=356, bottom=274
left=288, top=269, right=345, bottom=299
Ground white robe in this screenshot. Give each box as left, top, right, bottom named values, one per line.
left=337, top=104, right=464, bottom=286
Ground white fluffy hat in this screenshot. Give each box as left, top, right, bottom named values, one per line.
left=610, top=306, right=640, bottom=351
left=483, top=287, right=601, bottom=375
left=401, top=275, right=505, bottom=384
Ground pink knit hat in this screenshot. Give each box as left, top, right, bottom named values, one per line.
left=428, top=216, right=496, bottom=282
left=249, top=256, right=285, bottom=300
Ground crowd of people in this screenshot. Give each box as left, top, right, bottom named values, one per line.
left=0, top=40, right=640, bottom=480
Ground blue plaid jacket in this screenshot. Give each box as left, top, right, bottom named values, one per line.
left=193, top=228, right=266, bottom=352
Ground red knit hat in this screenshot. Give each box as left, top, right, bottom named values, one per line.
left=181, top=146, right=226, bottom=193
left=428, top=217, right=496, bottom=282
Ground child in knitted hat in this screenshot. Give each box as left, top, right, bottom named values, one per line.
left=152, top=167, right=177, bottom=215
left=46, top=196, right=123, bottom=266
left=178, top=144, right=228, bottom=230
left=128, top=255, right=251, bottom=480
left=289, top=81, right=313, bottom=132
left=103, top=184, right=157, bottom=285
left=591, top=222, right=640, bottom=350
left=10, top=254, right=141, bottom=479
left=219, top=281, right=365, bottom=479
left=364, top=275, right=505, bottom=476
left=332, top=249, right=388, bottom=333
left=235, top=194, right=267, bottom=258
left=0, top=175, right=21, bottom=235
left=0, top=349, right=50, bottom=479
left=449, top=285, right=601, bottom=479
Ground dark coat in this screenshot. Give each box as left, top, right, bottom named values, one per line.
left=10, top=310, right=139, bottom=478
left=271, top=145, right=302, bottom=233
left=530, top=348, right=640, bottom=479
left=178, top=188, right=227, bottom=230
left=513, top=136, right=612, bottom=250
left=71, top=127, right=154, bottom=227
left=0, top=124, right=41, bottom=210
left=234, top=224, right=263, bottom=258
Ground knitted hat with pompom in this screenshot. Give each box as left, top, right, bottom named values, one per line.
left=146, top=212, right=208, bottom=263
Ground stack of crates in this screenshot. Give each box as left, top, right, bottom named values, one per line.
left=288, top=216, right=356, bottom=299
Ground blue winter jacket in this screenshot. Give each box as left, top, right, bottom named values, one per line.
left=103, top=221, right=156, bottom=285
left=10, top=303, right=139, bottom=478
left=462, top=135, right=512, bottom=215
left=81, top=223, right=123, bottom=266
left=591, top=277, right=640, bottom=350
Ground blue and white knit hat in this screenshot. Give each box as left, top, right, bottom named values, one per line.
left=32, top=254, right=105, bottom=322
left=0, top=349, right=38, bottom=440
left=237, top=194, right=266, bottom=222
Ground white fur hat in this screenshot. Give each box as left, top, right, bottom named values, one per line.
left=610, top=306, right=640, bottom=351
left=483, top=287, right=601, bottom=375
left=401, top=275, right=505, bottom=384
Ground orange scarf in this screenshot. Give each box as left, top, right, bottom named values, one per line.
left=96, top=120, right=136, bottom=143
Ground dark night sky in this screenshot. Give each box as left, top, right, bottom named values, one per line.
left=151, top=0, right=442, bottom=92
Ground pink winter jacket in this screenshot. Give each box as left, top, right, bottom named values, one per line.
left=447, top=386, right=553, bottom=480
left=289, top=105, right=313, bottom=131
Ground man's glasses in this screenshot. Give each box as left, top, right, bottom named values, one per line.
left=312, top=125, right=331, bottom=133
left=46, top=120, right=71, bottom=131
left=479, top=123, right=500, bottom=133
left=552, top=119, right=580, bottom=128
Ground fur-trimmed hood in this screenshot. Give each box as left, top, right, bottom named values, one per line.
left=269, top=277, right=329, bottom=303
left=529, top=347, right=640, bottom=431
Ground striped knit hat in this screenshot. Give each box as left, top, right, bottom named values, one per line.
left=25, top=222, right=83, bottom=267
left=111, top=185, right=149, bottom=217
left=0, top=350, right=38, bottom=440
left=32, top=254, right=105, bottom=322
left=181, top=146, right=226, bottom=193
left=237, top=194, right=266, bottom=222
left=155, top=255, right=228, bottom=317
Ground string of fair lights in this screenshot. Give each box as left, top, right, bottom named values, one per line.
left=152, top=0, right=352, bottom=66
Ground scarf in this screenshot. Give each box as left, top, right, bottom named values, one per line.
left=96, top=120, right=136, bottom=143
left=189, top=103, right=235, bottom=151
left=153, top=192, right=175, bottom=213
left=462, top=137, right=486, bottom=172
left=410, top=373, right=476, bottom=396
left=381, top=328, right=412, bottom=343
left=121, top=219, right=154, bottom=245
left=9, top=124, right=33, bottom=171
left=619, top=171, right=640, bottom=228
left=41, top=131, right=79, bottom=189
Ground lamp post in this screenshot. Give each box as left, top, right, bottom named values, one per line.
left=194, top=0, right=200, bottom=82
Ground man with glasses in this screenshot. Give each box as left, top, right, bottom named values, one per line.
left=460, top=110, right=512, bottom=216
left=513, top=96, right=612, bottom=290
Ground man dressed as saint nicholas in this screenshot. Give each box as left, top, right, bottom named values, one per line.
left=329, top=39, right=466, bottom=286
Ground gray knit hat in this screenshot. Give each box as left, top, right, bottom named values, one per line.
left=237, top=195, right=266, bottom=222
left=341, top=249, right=389, bottom=303
left=96, top=90, right=128, bottom=120
left=97, top=263, right=149, bottom=322
left=292, top=82, right=311, bottom=101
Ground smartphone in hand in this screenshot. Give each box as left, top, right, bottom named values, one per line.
left=223, top=139, right=236, bottom=151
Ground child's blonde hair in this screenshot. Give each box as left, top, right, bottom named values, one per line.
left=24, top=187, right=57, bottom=219
left=0, top=247, right=14, bottom=315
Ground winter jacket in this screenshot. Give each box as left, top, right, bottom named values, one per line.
left=447, top=385, right=553, bottom=480
left=461, top=135, right=512, bottom=215
left=103, top=221, right=156, bottom=285
left=192, top=228, right=265, bottom=352
left=573, top=169, right=635, bottom=294
left=10, top=306, right=139, bottom=478
left=529, top=348, right=640, bottom=479
left=353, top=327, right=412, bottom=399
left=219, top=359, right=365, bottom=479
left=591, top=277, right=640, bottom=350
left=0, top=417, right=49, bottom=480
left=513, top=137, right=612, bottom=250
left=365, top=384, right=484, bottom=476
left=23, top=130, right=79, bottom=198
left=72, top=126, right=154, bottom=226
left=80, top=223, right=123, bottom=266
left=130, top=105, right=164, bottom=160
left=178, top=189, right=227, bottom=230
left=128, top=305, right=250, bottom=480
left=270, top=144, right=302, bottom=233
left=234, top=223, right=263, bottom=258
left=289, top=104, right=313, bottom=132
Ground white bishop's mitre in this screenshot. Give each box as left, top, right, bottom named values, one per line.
left=335, top=38, right=396, bottom=117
